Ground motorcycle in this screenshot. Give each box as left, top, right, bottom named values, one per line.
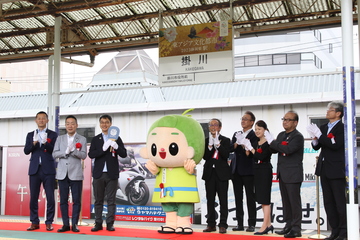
left=116, top=149, right=150, bottom=206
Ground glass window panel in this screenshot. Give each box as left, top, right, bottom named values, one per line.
left=245, top=55, right=258, bottom=66
left=259, top=55, right=272, bottom=65
left=273, top=54, right=286, bottom=65
left=287, top=53, right=301, bottom=64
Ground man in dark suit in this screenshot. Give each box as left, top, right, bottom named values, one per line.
left=307, top=101, right=347, bottom=240
left=53, top=115, right=87, bottom=233
left=230, top=111, right=257, bottom=232
left=265, top=110, right=304, bottom=238
left=24, top=111, right=58, bottom=231
left=202, top=118, right=231, bottom=234
left=88, top=114, right=127, bottom=232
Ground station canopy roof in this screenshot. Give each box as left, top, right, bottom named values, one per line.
left=0, top=0, right=357, bottom=63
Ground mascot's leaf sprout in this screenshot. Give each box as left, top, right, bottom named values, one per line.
left=182, top=108, right=195, bottom=117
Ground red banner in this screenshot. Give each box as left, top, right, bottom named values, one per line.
left=5, top=146, right=92, bottom=220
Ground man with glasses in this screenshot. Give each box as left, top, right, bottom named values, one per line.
left=88, top=114, right=127, bottom=232
left=307, top=101, right=347, bottom=240
left=202, top=118, right=231, bottom=234
left=230, top=111, right=257, bottom=232
left=265, top=111, right=304, bottom=238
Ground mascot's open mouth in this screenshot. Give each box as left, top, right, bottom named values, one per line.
left=159, top=152, right=166, bottom=159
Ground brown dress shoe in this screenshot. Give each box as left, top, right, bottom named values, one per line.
left=27, top=223, right=40, bottom=231
left=219, top=227, right=227, bottom=234
left=46, top=223, right=54, bottom=231
left=203, top=226, right=216, bottom=232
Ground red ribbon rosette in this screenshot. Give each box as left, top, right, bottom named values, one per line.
left=327, top=133, right=335, bottom=144
left=47, top=138, right=51, bottom=143
left=159, top=183, right=165, bottom=198
left=281, top=141, right=288, bottom=156
left=75, top=142, right=82, bottom=150
left=256, top=148, right=263, bottom=154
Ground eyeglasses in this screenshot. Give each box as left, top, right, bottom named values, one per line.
left=282, top=118, right=296, bottom=122
left=209, top=124, right=220, bottom=127
left=327, top=109, right=336, bottom=112
left=241, top=118, right=252, bottom=121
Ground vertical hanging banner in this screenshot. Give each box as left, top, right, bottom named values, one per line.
left=159, top=21, right=234, bottom=85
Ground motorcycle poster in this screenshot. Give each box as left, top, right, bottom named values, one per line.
left=90, top=144, right=166, bottom=223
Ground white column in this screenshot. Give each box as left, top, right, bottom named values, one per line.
left=341, top=1, right=359, bottom=239
left=53, top=16, right=61, bottom=134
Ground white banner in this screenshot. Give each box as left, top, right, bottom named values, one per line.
left=197, top=140, right=327, bottom=230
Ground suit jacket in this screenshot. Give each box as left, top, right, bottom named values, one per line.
left=88, top=133, right=127, bottom=179
left=202, top=134, right=231, bottom=181
left=230, top=130, right=257, bottom=175
left=270, top=129, right=304, bottom=183
left=24, top=129, right=58, bottom=175
left=53, top=133, right=87, bottom=181
left=313, top=121, right=345, bottom=179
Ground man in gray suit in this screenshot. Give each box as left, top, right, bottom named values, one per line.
left=265, top=111, right=304, bottom=238
left=53, top=115, right=87, bottom=233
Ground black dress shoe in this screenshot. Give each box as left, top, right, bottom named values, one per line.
left=106, top=223, right=115, bottom=231
left=203, top=226, right=216, bottom=232
left=72, top=224, right=80, bottom=232
left=57, top=225, right=70, bottom=232
left=91, top=223, right=103, bottom=232
left=325, top=233, right=339, bottom=240
left=219, top=227, right=227, bottom=234
left=232, top=225, right=244, bottom=231
left=246, top=226, right=255, bottom=232
left=275, top=226, right=291, bottom=235
left=284, top=230, right=302, bottom=238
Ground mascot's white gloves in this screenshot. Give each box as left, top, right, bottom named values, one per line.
left=264, top=130, right=274, bottom=144
left=235, top=131, right=245, bottom=145
left=306, top=124, right=316, bottom=138
left=40, top=132, right=47, bottom=144
left=213, top=132, right=220, bottom=146
left=311, top=123, right=322, bottom=139
left=184, top=159, right=196, bottom=175
left=243, top=138, right=253, bottom=151
left=208, top=132, right=214, bottom=146
left=145, top=160, right=159, bottom=175
left=33, top=130, right=39, bottom=142
left=110, top=140, right=118, bottom=150
left=102, top=139, right=112, bottom=151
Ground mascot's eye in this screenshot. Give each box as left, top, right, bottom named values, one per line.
left=169, top=142, right=179, bottom=156
left=151, top=144, right=157, bottom=157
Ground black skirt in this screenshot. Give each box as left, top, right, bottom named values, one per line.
left=254, top=162, right=272, bottom=205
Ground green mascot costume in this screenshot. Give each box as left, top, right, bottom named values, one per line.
left=140, top=110, right=205, bottom=234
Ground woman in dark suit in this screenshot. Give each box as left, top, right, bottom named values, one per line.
left=243, top=120, right=273, bottom=235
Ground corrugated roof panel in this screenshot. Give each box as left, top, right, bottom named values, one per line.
left=96, top=4, right=132, bottom=17
left=66, top=8, right=102, bottom=22
left=10, top=18, right=45, bottom=28
left=85, top=25, right=117, bottom=39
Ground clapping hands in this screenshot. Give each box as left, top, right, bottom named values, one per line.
left=306, top=123, right=321, bottom=139
left=235, top=131, right=245, bottom=145
left=264, top=130, right=274, bottom=144
left=243, top=138, right=253, bottom=151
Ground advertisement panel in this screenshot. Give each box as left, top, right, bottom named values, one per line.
left=199, top=140, right=327, bottom=230
left=159, top=21, right=234, bottom=85
left=90, top=144, right=166, bottom=223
